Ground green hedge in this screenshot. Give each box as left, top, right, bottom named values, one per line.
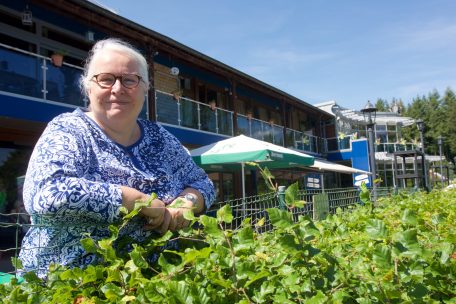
left=1, top=188, right=455, bottom=303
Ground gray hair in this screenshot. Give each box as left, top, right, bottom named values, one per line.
left=79, top=38, right=149, bottom=97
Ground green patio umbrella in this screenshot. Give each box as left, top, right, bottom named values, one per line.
left=190, top=135, right=314, bottom=198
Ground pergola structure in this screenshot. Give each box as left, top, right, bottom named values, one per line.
left=392, top=150, right=426, bottom=190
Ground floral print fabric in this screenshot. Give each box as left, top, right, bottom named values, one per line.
left=19, top=108, right=215, bottom=277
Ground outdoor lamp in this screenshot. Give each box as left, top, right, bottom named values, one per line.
left=360, top=100, right=378, bottom=201
left=360, top=100, right=377, bottom=126
left=21, top=5, right=33, bottom=26
left=437, top=135, right=443, bottom=147
left=416, top=119, right=424, bottom=133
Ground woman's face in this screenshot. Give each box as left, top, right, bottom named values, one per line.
left=87, top=50, right=146, bottom=126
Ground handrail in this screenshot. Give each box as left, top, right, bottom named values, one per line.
left=0, top=42, right=83, bottom=70
left=0, top=42, right=85, bottom=107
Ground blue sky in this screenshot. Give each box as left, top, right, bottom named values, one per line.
left=95, top=0, right=456, bottom=110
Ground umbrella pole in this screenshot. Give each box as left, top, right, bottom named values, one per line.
left=321, top=173, right=325, bottom=193
left=242, top=162, right=246, bottom=219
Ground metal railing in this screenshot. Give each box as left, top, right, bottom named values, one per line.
left=155, top=91, right=325, bottom=153
left=326, top=136, right=353, bottom=152
left=285, top=128, right=322, bottom=154
left=0, top=42, right=86, bottom=108
left=155, top=90, right=234, bottom=136
left=376, top=142, right=417, bottom=153
left=207, top=187, right=372, bottom=232
left=236, top=114, right=284, bottom=146
left=0, top=43, right=150, bottom=119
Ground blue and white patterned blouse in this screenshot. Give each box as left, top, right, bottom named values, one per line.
left=19, top=108, right=215, bottom=277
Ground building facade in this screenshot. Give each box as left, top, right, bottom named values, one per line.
left=1, top=0, right=370, bottom=209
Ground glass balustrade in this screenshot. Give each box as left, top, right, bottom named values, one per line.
left=376, top=143, right=418, bottom=153
left=0, top=43, right=84, bottom=107
left=217, top=109, right=234, bottom=136
left=285, top=129, right=320, bottom=154
left=3, top=44, right=421, bottom=156
left=155, top=90, right=234, bottom=136
left=326, top=136, right=352, bottom=152
left=235, top=114, right=284, bottom=146
left=236, top=115, right=250, bottom=136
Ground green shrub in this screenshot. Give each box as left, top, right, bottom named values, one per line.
left=1, top=188, right=455, bottom=303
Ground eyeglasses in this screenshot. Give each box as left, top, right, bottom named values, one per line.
left=91, top=73, right=143, bottom=89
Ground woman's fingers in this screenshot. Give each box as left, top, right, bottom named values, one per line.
left=156, top=209, right=171, bottom=235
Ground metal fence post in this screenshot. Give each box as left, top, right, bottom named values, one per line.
left=278, top=186, right=286, bottom=210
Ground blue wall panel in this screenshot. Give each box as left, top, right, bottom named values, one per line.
left=326, top=139, right=371, bottom=186
left=0, top=94, right=74, bottom=122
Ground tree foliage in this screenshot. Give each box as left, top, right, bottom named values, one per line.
left=385, top=88, right=456, bottom=164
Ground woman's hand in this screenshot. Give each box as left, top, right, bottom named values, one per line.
left=155, top=197, right=193, bottom=234
left=141, top=198, right=166, bottom=230
left=120, top=186, right=165, bottom=230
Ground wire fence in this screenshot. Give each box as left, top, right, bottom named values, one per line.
left=0, top=187, right=392, bottom=280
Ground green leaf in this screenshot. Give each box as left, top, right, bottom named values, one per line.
left=292, top=200, right=307, bottom=208
left=372, top=244, right=392, bottom=268
left=431, top=213, right=444, bottom=225
left=82, top=265, right=98, bottom=284
left=365, top=219, right=388, bottom=239
left=60, top=269, right=80, bottom=281
left=101, top=282, right=124, bottom=301
left=234, top=226, right=255, bottom=252
left=401, top=209, right=418, bottom=226
left=216, top=204, right=233, bottom=223
left=168, top=198, right=185, bottom=208
left=304, top=290, right=328, bottom=304
left=439, top=242, right=453, bottom=264
left=129, top=244, right=149, bottom=269
left=359, top=181, right=371, bottom=203
left=106, top=267, right=122, bottom=283
left=124, top=259, right=139, bottom=274
left=168, top=281, right=191, bottom=304
left=80, top=237, right=97, bottom=253
left=183, top=209, right=196, bottom=221
left=285, top=182, right=300, bottom=206
left=119, top=206, right=129, bottom=215
left=245, top=270, right=270, bottom=287
left=267, top=208, right=293, bottom=229
left=10, top=257, right=23, bottom=269
left=393, top=229, right=422, bottom=256
left=200, top=215, right=224, bottom=238
left=259, top=166, right=276, bottom=191
left=22, top=271, right=41, bottom=283
left=408, top=283, right=429, bottom=299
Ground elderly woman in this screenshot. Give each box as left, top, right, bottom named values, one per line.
left=19, top=38, right=215, bottom=277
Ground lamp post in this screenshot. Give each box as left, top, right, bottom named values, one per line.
left=361, top=100, right=378, bottom=201
left=416, top=119, right=429, bottom=191
left=437, top=136, right=444, bottom=188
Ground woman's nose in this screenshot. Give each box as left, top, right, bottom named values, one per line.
left=111, top=78, right=124, bottom=92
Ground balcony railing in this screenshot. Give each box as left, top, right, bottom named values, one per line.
left=155, top=91, right=327, bottom=153
left=326, top=136, right=352, bottom=152
left=0, top=43, right=85, bottom=107
left=0, top=43, right=150, bottom=119
left=155, top=90, right=234, bottom=136
left=285, top=129, right=322, bottom=154
left=236, top=114, right=284, bottom=146
left=2, top=43, right=422, bottom=157
left=376, top=142, right=417, bottom=153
